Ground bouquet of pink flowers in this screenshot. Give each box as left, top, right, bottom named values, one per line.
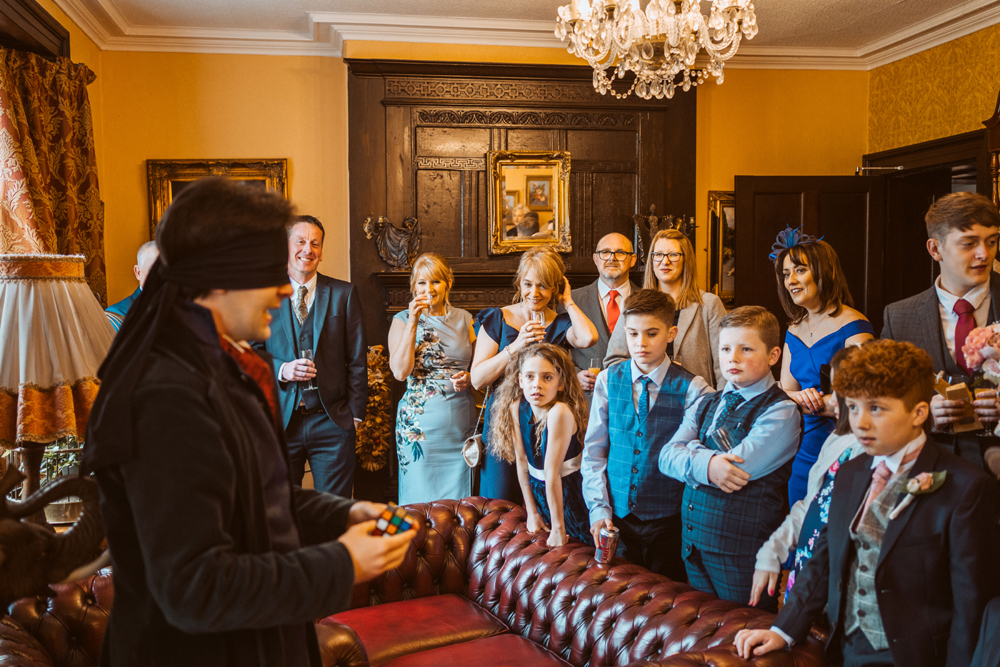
left=961, top=324, right=1000, bottom=385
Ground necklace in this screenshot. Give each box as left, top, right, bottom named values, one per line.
left=804, top=311, right=830, bottom=339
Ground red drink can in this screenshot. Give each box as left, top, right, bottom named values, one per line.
left=596, top=525, right=619, bottom=564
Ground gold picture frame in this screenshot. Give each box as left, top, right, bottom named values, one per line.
left=708, top=190, right=736, bottom=306
left=487, top=151, right=570, bottom=255
left=146, top=159, right=288, bottom=237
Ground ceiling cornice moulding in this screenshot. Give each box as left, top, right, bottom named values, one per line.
left=52, top=0, right=1000, bottom=70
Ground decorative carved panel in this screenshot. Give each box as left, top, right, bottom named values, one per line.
left=347, top=58, right=696, bottom=353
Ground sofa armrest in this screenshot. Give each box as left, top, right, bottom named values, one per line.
left=0, top=617, right=55, bottom=667
left=316, top=618, right=369, bottom=667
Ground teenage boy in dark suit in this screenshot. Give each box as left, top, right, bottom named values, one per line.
left=881, top=192, right=1000, bottom=467
left=736, top=339, right=1000, bottom=667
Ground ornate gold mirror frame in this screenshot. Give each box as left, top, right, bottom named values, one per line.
left=146, top=159, right=288, bottom=238
left=487, top=151, right=571, bottom=255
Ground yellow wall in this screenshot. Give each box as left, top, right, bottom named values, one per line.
left=696, top=69, right=869, bottom=286
left=869, top=23, right=1000, bottom=153
left=96, top=52, right=349, bottom=302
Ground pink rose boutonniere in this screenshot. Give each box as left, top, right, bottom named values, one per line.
left=888, top=471, right=947, bottom=520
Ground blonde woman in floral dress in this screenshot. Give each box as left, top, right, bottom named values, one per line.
left=388, top=253, right=476, bottom=505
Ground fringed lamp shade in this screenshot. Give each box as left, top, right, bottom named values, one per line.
left=0, top=255, right=114, bottom=450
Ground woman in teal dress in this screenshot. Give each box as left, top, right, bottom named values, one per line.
left=772, top=231, right=874, bottom=506
left=388, top=253, right=475, bottom=505
left=471, top=247, right=598, bottom=504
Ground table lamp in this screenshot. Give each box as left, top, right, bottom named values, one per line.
left=0, top=254, right=114, bottom=521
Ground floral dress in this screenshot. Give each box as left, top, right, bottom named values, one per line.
left=785, top=447, right=854, bottom=601
left=394, top=308, right=475, bottom=505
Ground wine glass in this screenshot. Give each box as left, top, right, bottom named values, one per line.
left=589, top=358, right=602, bottom=376
left=301, top=349, right=317, bottom=391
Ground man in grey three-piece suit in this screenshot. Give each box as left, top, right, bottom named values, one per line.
left=882, top=192, right=1000, bottom=467
left=562, top=233, right=640, bottom=400
left=258, top=215, right=368, bottom=496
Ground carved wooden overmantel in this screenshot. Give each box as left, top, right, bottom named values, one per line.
left=347, top=58, right=697, bottom=346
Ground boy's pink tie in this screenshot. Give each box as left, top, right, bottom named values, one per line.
left=954, top=298, right=975, bottom=375
left=861, top=462, right=893, bottom=519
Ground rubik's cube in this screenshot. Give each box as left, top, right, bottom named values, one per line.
left=371, top=503, right=414, bottom=537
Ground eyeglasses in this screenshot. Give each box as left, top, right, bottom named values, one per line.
left=595, top=249, right=634, bottom=261
left=650, top=251, right=684, bottom=264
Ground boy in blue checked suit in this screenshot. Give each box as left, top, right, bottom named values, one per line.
left=659, top=306, right=800, bottom=611
left=581, top=289, right=713, bottom=582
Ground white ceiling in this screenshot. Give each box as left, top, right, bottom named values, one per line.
left=54, top=0, right=1000, bottom=69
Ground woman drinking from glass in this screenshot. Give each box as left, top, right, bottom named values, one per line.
left=471, top=247, right=599, bottom=502
left=388, top=253, right=476, bottom=505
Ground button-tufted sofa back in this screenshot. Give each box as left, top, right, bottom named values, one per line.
left=1, top=497, right=826, bottom=667
left=349, top=498, right=826, bottom=667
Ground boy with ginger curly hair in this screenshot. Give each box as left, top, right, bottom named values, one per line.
left=736, top=339, right=1000, bottom=667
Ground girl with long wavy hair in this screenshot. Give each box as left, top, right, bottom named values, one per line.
left=489, top=343, right=591, bottom=547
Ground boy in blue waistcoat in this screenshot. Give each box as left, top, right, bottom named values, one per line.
left=581, top=289, right=713, bottom=581
left=659, top=306, right=801, bottom=611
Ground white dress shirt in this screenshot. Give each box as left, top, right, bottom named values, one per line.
left=934, top=277, right=990, bottom=364
left=581, top=356, right=712, bottom=525
left=597, top=278, right=631, bottom=328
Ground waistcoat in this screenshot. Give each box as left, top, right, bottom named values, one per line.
left=291, top=306, right=322, bottom=411
left=843, top=475, right=905, bottom=650
left=681, top=384, right=795, bottom=555
left=606, top=361, right=694, bottom=520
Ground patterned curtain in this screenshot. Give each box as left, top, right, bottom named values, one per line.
left=0, top=48, right=105, bottom=304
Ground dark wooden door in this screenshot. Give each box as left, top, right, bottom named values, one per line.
left=883, top=169, right=952, bottom=306
left=734, top=175, right=886, bottom=332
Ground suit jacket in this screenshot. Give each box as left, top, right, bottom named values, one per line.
left=559, top=278, right=639, bottom=376
left=605, top=290, right=726, bottom=390
left=105, top=287, right=141, bottom=332
left=261, top=274, right=368, bottom=431
left=881, top=272, right=1000, bottom=384
left=775, top=439, right=1000, bottom=667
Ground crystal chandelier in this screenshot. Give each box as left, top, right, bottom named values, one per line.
left=555, top=0, right=758, bottom=100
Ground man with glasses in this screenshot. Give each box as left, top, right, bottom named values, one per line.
left=560, top=233, right=639, bottom=400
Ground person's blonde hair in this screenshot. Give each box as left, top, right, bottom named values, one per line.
left=643, top=229, right=702, bottom=309
left=512, top=247, right=565, bottom=306
left=488, top=343, right=589, bottom=463
left=409, top=252, right=453, bottom=307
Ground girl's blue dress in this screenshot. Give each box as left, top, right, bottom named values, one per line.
left=518, top=398, right=591, bottom=544
left=475, top=307, right=572, bottom=503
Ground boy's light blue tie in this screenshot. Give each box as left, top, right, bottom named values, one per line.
left=637, top=376, right=651, bottom=427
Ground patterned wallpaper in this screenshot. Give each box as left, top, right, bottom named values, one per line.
left=869, top=23, right=1000, bottom=153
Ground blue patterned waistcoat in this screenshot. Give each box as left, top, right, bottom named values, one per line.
left=681, top=384, right=796, bottom=555
left=606, top=360, right=694, bottom=521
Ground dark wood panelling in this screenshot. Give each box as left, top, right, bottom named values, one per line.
left=348, top=58, right=697, bottom=351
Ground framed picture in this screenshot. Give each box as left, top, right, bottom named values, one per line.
left=708, top=191, right=736, bottom=306
left=526, top=176, right=552, bottom=211
left=146, top=159, right=288, bottom=237
left=487, top=151, right=571, bottom=255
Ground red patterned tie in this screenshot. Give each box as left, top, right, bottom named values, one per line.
left=954, top=298, right=976, bottom=375
left=607, top=290, right=620, bottom=332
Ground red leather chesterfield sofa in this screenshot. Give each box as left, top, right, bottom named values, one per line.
left=0, top=498, right=827, bottom=667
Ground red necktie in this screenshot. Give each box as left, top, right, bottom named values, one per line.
left=607, top=290, right=620, bottom=332
left=954, top=298, right=976, bottom=375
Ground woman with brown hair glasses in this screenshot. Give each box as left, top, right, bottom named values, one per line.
left=605, top=229, right=725, bottom=389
